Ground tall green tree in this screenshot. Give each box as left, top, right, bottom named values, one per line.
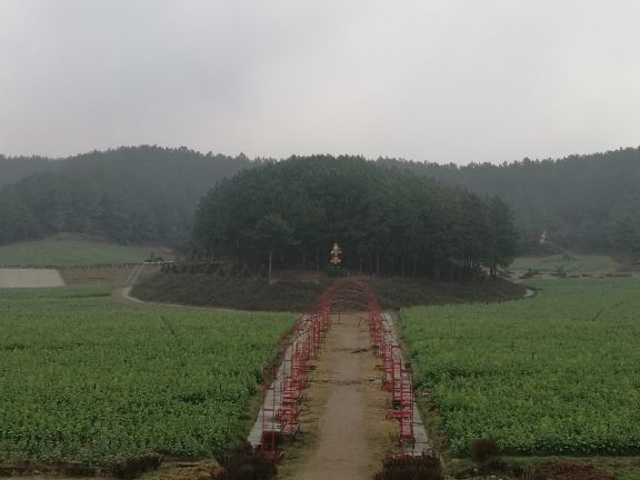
left=251, top=213, right=296, bottom=282
left=378, top=147, right=640, bottom=254
left=0, top=146, right=251, bottom=246
left=484, top=196, right=518, bottom=277
left=194, top=155, right=518, bottom=280
left=612, top=215, right=640, bottom=261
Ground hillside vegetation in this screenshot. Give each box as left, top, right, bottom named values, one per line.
left=0, top=155, right=51, bottom=188
left=0, top=146, right=250, bottom=246
left=2, top=146, right=640, bottom=259
left=381, top=147, right=640, bottom=256
left=194, top=156, right=517, bottom=279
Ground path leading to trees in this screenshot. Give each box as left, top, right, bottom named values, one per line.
left=284, top=313, right=396, bottom=480
left=0, top=268, right=65, bottom=288
left=121, top=276, right=431, bottom=477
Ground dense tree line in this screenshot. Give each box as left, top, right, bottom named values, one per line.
left=194, top=156, right=517, bottom=279
left=2, top=145, right=639, bottom=260
left=378, top=147, right=640, bottom=257
left=0, top=155, right=51, bottom=188
left=0, top=146, right=250, bottom=246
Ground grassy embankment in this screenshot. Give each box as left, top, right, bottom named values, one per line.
left=0, top=239, right=158, bottom=267
left=510, top=253, right=621, bottom=277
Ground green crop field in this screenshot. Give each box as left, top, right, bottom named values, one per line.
left=0, top=239, right=160, bottom=267
left=400, top=277, right=640, bottom=456
left=510, top=253, right=619, bottom=275
left=0, top=285, right=292, bottom=465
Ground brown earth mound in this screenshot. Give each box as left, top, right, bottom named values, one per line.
left=533, top=460, right=614, bottom=480
left=0, top=455, right=214, bottom=480
left=131, top=273, right=526, bottom=311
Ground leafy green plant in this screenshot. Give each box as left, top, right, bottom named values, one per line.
left=401, top=277, right=640, bottom=456
left=0, top=285, right=293, bottom=465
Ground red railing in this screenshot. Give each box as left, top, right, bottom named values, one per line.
left=258, top=277, right=415, bottom=457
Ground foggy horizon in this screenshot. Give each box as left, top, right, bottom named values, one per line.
left=4, top=142, right=639, bottom=167
left=2, top=1, right=640, bottom=165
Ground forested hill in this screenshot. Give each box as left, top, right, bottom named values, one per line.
left=0, top=155, right=51, bottom=188
left=2, top=145, right=639, bottom=257
left=195, top=156, right=517, bottom=279
left=378, top=147, right=640, bottom=254
left=0, top=146, right=250, bottom=246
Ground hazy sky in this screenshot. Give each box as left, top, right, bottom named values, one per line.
left=1, top=1, right=639, bottom=164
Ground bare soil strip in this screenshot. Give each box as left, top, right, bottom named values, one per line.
left=284, top=313, right=397, bottom=480
left=0, top=268, right=65, bottom=288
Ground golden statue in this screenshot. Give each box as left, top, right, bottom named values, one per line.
left=330, top=242, right=342, bottom=266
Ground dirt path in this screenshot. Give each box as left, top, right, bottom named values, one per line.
left=114, top=286, right=248, bottom=313
left=284, top=314, right=396, bottom=480
left=0, top=268, right=65, bottom=288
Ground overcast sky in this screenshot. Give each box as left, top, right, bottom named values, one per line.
left=1, top=1, right=639, bottom=164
